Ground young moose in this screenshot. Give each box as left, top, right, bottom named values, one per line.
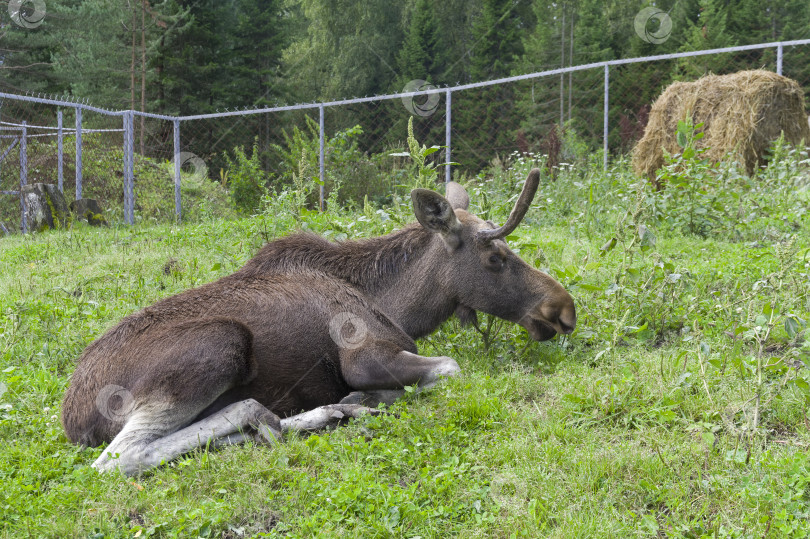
left=62, top=169, right=576, bottom=475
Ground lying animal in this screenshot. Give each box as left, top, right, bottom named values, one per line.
left=61, top=169, right=576, bottom=475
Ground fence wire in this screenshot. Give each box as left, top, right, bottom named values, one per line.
left=2, top=39, right=810, bottom=233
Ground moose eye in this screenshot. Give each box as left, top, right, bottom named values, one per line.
left=488, top=254, right=504, bottom=270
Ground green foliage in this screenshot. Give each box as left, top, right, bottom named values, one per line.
left=651, top=122, right=810, bottom=241
left=2, top=124, right=810, bottom=536
left=0, top=134, right=232, bottom=229
left=224, top=140, right=269, bottom=214
left=270, top=115, right=397, bottom=207
left=7, top=0, right=810, bottom=188
left=652, top=117, right=725, bottom=237
left=405, top=116, right=444, bottom=189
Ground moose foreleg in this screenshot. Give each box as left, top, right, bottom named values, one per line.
left=341, top=341, right=461, bottom=392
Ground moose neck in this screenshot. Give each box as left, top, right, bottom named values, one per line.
left=364, top=232, right=458, bottom=339
left=242, top=225, right=458, bottom=339
left=329, top=225, right=459, bottom=338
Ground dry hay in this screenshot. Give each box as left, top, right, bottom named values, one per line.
left=632, top=69, right=810, bottom=180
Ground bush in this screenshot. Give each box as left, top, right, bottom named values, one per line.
left=650, top=120, right=810, bottom=241
left=224, top=140, right=269, bottom=214
left=0, top=134, right=232, bottom=228
left=271, top=116, right=401, bottom=208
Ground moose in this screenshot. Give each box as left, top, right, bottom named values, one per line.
left=61, top=169, right=576, bottom=475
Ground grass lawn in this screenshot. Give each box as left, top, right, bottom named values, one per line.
left=1, top=148, right=810, bottom=537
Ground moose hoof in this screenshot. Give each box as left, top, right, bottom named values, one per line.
left=248, top=406, right=283, bottom=445
left=337, top=391, right=367, bottom=405
left=327, top=404, right=384, bottom=419
left=339, top=389, right=406, bottom=407
left=417, top=357, right=461, bottom=390
left=252, top=423, right=282, bottom=446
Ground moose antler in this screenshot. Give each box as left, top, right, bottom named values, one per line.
left=476, top=168, right=541, bottom=242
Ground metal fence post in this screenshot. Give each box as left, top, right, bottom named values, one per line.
left=75, top=108, right=82, bottom=200
left=603, top=64, right=609, bottom=171
left=20, top=121, right=27, bottom=233
left=173, top=119, right=181, bottom=222
left=57, top=110, right=63, bottom=192
left=777, top=44, right=783, bottom=75
left=319, top=105, right=325, bottom=212
left=123, top=111, right=134, bottom=224
left=122, top=112, right=128, bottom=223
left=445, top=90, right=452, bottom=183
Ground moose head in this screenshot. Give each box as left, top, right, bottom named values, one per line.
left=409, top=168, right=576, bottom=341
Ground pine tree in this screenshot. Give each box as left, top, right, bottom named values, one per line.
left=397, top=0, right=439, bottom=82
left=395, top=0, right=443, bottom=146
left=156, top=0, right=235, bottom=114
left=774, top=0, right=810, bottom=105
left=0, top=7, right=58, bottom=97
left=469, top=0, right=526, bottom=81
left=433, top=0, right=483, bottom=84
left=455, top=0, right=529, bottom=171
left=280, top=0, right=405, bottom=157
left=154, top=0, right=288, bottom=177
left=281, top=0, right=405, bottom=102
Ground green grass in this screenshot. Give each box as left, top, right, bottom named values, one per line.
left=1, top=147, right=810, bottom=537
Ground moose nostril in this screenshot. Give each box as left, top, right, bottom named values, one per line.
left=558, top=320, right=575, bottom=334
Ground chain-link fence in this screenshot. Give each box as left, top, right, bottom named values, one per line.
left=2, top=38, right=810, bottom=233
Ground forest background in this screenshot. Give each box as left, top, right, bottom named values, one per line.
left=4, top=0, right=810, bottom=177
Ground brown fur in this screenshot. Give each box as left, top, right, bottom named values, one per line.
left=240, top=225, right=431, bottom=291
left=61, top=172, right=576, bottom=463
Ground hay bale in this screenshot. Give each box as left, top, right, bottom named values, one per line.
left=632, top=70, right=810, bottom=179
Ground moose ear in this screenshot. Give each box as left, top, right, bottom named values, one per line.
left=411, top=189, right=462, bottom=250
left=445, top=182, right=470, bottom=211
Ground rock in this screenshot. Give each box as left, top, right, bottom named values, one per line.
left=21, top=183, right=71, bottom=232
left=70, top=198, right=108, bottom=227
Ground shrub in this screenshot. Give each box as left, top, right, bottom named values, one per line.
left=271, top=116, right=399, bottom=208
left=224, top=139, right=269, bottom=214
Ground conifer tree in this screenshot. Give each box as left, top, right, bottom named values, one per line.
left=397, top=0, right=439, bottom=82
left=396, top=0, right=443, bottom=146
left=455, top=0, right=528, bottom=171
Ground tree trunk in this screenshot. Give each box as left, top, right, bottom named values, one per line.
left=140, top=0, right=146, bottom=155
left=157, top=34, right=164, bottom=113
left=568, top=12, right=573, bottom=124
left=130, top=0, right=136, bottom=112
left=559, top=4, right=565, bottom=128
